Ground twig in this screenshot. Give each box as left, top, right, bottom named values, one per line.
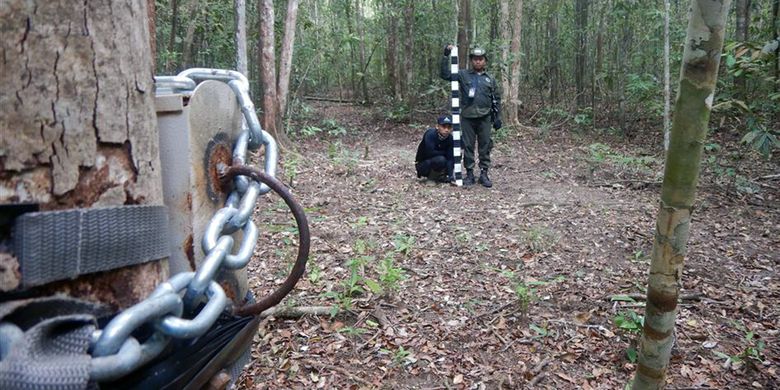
left=474, top=301, right=517, bottom=320
left=302, top=359, right=373, bottom=386
left=531, top=357, right=552, bottom=376
left=605, top=292, right=705, bottom=302
left=260, top=305, right=333, bottom=318
left=588, top=180, right=661, bottom=188
left=754, top=173, right=780, bottom=181
left=528, top=372, right=547, bottom=387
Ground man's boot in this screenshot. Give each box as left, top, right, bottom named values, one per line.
left=479, top=169, right=492, bottom=188
left=463, top=169, right=476, bottom=186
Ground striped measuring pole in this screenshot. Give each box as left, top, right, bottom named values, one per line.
left=450, top=46, right=463, bottom=187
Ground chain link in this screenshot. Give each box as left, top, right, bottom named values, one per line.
left=87, top=69, right=293, bottom=381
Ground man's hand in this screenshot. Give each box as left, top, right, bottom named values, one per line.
left=493, top=119, right=502, bottom=130
left=443, top=45, right=453, bottom=56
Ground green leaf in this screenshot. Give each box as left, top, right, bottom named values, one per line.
left=626, top=347, right=638, bottom=363
left=364, top=278, right=383, bottom=294
left=530, top=324, right=548, bottom=337
left=726, top=54, right=736, bottom=67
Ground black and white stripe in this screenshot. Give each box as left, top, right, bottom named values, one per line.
left=450, top=47, right=463, bottom=187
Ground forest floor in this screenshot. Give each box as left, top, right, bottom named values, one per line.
left=237, top=101, right=779, bottom=389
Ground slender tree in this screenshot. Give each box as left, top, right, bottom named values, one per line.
left=458, top=0, right=471, bottom=68
left=506, top=0, right=523, bottom=126
left=664, top=0, right=672, bottom=151
left=575, top=0, right=589, bottom=110
left=632, top=1, right=732, bottom=389
left=278, top=0, right=300, bottom=116
left=258, top=0, right=287, bottom=147
left=235, top=0, right=248, bottom=75
left=735, top=0, right=752, bottom=96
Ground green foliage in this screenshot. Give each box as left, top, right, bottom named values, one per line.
left=613, top=310, right=644, bottom=334
left=281, top=153, right=300, bottom=183
left=392, top=233, right=415, bottom=256
left=322, top=118, right=348, bottom=136
left=380, top=346, right=414, bottom=366
left=519, top=225, right=559, bottom=253
left=714, top=321, right=767, bottom=367
left=586, top=143, right=658, bottom=171
left=377, top=254, right=406, bottom=292
left=626, top=73, right=663, bottom=116
left=741, top=117, right=779, bottom=158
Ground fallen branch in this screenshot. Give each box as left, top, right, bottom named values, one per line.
left=260, top=305, right=333, bottom=318
left=588, top=180, right=661, bottom=188
left=754, top=173, right=780, bottom=181
left=303, top=96, right=356, bottom=104
left=527, top=357, right=552, bottom=387
left=302, top=359, right=373, bottom=386
left=605, top=292, right=704, bottom=302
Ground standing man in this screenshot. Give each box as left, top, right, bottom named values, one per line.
left=440, top=45, right=501, bottom=187
left=415, top=114, right=455, bottom=183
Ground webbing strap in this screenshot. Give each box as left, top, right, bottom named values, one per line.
left=13, top=205, right=170, bottom=288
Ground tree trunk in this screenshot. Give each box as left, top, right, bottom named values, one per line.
left=547, top=0, right=560, bottom=103
left=499, top=0, right=511, bottom=108
left=181, top=0, right=201, bottom=69
left=663, top=0, right=672, bottom=151
left=386, top=5, right=400, bottom=100
left=355, top=0, right=371, bottom=104
left=574, top=0, right=589, bottom=110
left=507, top=0, right=523, bottom=126
left=167, top=0, right=179, bottom=72
left=774, top=0, right=779, bottom=94
left=257, top=0, right=289, bottom=148
left=278, top=0, right=300, bottom=116
left=632, top=1, right=732, bottom=389
left=458, top=0, right=471, bottom=69
left=235, top=0, right=248, bottom=76
left=0, top=0, right=167, bottom=308
left=735, top=0, right=751, bottom=96
left=148, top=0, right=156, bottom=65
left=403, top=0, right=415, bottom=109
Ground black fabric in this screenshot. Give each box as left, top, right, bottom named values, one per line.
left=103, top=311, right=252, bottom=390
left=415, top=128, right=454, bottom=179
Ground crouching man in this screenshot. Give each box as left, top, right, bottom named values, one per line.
left=415, top=115, right=454, bottom=183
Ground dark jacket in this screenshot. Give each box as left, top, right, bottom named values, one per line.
left=440, top=56, right=501, bottom=119
left=415, top=128, right=454, bottom=176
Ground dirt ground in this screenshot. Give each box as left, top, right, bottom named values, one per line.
left=237, top=102, right=779, bottom=389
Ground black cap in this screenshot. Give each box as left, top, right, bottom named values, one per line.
left=437, top=115, right=453, bottom=125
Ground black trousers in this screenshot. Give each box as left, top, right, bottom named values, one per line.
left=416, top=155, right=448, bottom=179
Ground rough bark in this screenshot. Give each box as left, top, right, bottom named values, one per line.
left=278, top=0, right=300, bottom=116
left=632, top=1, right=732, bottom=389
left=235, top=0, right=248, bottom=76
left=0, top=0, right=167, bottom=308
left=774, top=0, right=779, bottom=94
left=574, top=0, right=588, bottom=110
left=148, top=0, right=156, bottom=63
left=507, top=0, right=523, bottom=126
left=257, top=0, right=289, bottom=148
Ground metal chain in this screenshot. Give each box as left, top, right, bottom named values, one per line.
left=86, top=68, right=303, bottom=381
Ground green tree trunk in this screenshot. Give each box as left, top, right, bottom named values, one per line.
left=632, top=1, right=732, bottom=389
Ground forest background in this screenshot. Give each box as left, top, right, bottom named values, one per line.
left=152, top=0, right=779, bottom=156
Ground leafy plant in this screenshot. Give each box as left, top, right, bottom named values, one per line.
left=613, top=310, right=644, bottom=334
left=377, top=254, right=406, bottom=292
left=380, top=346, right=414, bottom=366
left=741, top=117, right=779, bottom=158
left=519, top=226, right=559, bottom=253
left=392, top=233, right=415, bottom=256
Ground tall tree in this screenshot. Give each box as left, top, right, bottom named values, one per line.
left=632, top=1, right=732, bottom=389
left=355, top=0, right=371, bottom=104
left=575, top=0, right=589, bottom=110
left=167, top=0, right=180, bottom=72
left=278, top=0, right=300, bottom=116
left=547, top=0, right=561, bottom=103
left=258, top=0, right=286, bottom=147
left=499, top=0, right=511, bottom=108
left=664, top=0, right=672, bottom=150
left=457, top=0, right=471, bottom=68
left=1, top=0, right=166, bottom=306
left=403, top=0, right=415, bottom=105
left=384, top=2, right=400, bottom=99
left=775, top=0, right=780, bottom=94
left=735, top=0, right=752, bottom=95
left=506, top=0, right=524, bottom=126
left=235, top=0, right=248, bottom=75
